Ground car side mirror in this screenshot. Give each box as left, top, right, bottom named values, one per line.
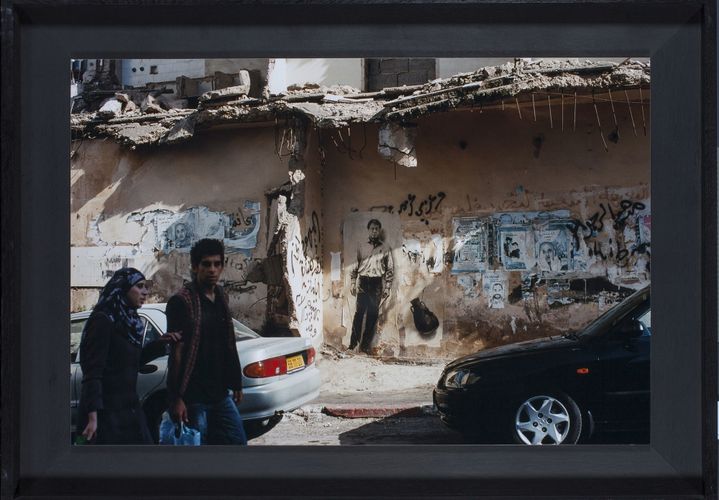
left=139, top=364, right=158, bottom=374
left=616, top=319, right=644, bottom=339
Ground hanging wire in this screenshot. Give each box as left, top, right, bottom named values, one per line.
left=532, top=93, right=537, bottom=122
left=573, top=92, right=577, bottom=132
left=274, top=122, right=293, bottom=159
left=357, top=124, right=368, bottom=158
left=345, top=127, right=353, bottom=160
left=625, top=89, right=638, bottom=137
left=547, top=95, right=553, bottom=129
left=639, top=87, right=647, bottom=136
left=515, top=97, right=522, bottom=119
left=561, top=93, right=564, bottom=132
left=592, top=93, right=609, bottom=152
left=608, top=88, right=619, bottom=139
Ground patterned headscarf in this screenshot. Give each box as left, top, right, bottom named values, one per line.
left=88, top=267, right=147, bottom=346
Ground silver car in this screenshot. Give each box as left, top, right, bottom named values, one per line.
left=70, top=303, right=321, bottom=441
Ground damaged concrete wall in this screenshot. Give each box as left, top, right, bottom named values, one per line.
left=320, top=101, right=650, bottom=358
left=263, top=118, right=325, bottom=348
left=70, top=127, right=290, bottom=330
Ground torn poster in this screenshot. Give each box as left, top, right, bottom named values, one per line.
left=497, top=225, right=531, bottom=270
left=451, top=217, right=488, bottom=273
left=127, top=203, right=260, bottom=255
left=483, top=271, right=507, bottom=309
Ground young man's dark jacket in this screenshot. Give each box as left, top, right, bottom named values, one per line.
left=166, top=282, right=242, bottom=404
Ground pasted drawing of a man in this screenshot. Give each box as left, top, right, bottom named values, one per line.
left=537, top=241, right=566, bottom=272
left=349, top=219, right=394, bottom=354
left=172, top=221, right=193, bottom=249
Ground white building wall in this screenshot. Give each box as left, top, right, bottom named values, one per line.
left=120, top=59, right=206, bottom=87
left=280, top=58, right=364, bottom=91
left=267, top=59, right=288, bottom=95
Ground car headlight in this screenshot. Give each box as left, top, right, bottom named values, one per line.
left=443, top=369, right=480, bottom=388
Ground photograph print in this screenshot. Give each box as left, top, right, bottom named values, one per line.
left=70, top=56, right=651, bottom=447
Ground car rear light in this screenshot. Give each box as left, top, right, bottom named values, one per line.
left=306, top=347, right=316, bottom=365
left=244, top=356, right=287, bottom=378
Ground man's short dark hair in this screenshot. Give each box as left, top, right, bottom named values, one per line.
left=190, top=238, right=225, bottom=267
left=367, top=219, right=382, bottom=230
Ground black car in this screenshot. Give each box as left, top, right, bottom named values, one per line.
left=433, top=286, right=650, bottom=445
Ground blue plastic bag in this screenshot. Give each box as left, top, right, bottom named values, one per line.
left=159, top=411, right=201, bottom=446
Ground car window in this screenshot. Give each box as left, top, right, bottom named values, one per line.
left=233, top=319, right=260, bottom=341
left=70, top=319, right=86, bottom=363
left=637, top=308, right=651, bottom=336
left=143, top=318, right=162, bottom=346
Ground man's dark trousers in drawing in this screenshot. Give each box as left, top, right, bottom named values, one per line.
left=350, top=276, right=383, bottom=352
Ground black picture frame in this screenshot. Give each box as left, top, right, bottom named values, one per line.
left=1, top=1, right=717, bottom=498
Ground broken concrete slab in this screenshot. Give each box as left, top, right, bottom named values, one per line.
left=159, top=114, right=197, bottom=145
left=199, top=70, right=252, bottom=102
left=123, top=99, right=138, bottom=113
left=156, top=94, right=189, bottom=110
left=141, top=94, right=164, bottom=114
left=97, top=98, right=123, bottom=118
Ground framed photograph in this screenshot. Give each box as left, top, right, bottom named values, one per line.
left=2, top=0, right=716, bottom=498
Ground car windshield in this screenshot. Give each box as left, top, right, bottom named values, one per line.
left=233, top=319, right=260, bottom=341
left=578, top=286, right=650, bottom=339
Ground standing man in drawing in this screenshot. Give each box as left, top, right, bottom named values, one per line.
left=167, top=238, right=247, bottom=445
left=349, top=219, right=394, bottom=354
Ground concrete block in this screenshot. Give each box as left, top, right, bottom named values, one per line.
left=397, top=71, right=429, bottom=87
left=379, top=58, right=409, bottom=74
left=367, top=73, right=399, bottom=92
left=408, top=58, right=437, bottom=73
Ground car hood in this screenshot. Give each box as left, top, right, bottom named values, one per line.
left=444, top=335, right=578, bottom=370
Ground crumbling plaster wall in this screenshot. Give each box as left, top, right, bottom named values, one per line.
left=70, top=127, right=290, bottom=331
left=320, top=101, right=651, bottom=358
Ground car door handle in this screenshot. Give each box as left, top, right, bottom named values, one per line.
left=139, top=364, right=158, bottom=374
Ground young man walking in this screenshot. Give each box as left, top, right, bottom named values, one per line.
left=167, top=238, right=247, bottom=445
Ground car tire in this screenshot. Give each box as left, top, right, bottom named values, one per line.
left=512, top=392, right=582, bottom=445
left=244, top=414, right=283, bottom=440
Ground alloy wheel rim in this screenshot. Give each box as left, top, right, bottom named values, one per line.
left=514, top=395, right=571, bottom=445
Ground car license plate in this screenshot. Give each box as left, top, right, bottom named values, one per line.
left=286, top=354, right=305, bottom=372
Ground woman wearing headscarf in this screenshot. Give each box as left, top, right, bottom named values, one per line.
left=77, top=267, right=180, bottom=444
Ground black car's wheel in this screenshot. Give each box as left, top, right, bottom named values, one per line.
left=512, top=392, right=582, bottom=445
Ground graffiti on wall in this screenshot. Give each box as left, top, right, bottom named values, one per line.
left=369, top=192, right=447, bottom=225
left=126, top=203, right=261, bottom=255
left=286, top=210, right=323, bottom=342
left=71, top=246, right=156, bottom=287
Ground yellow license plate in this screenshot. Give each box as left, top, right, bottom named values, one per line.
left=286, top=354, right=305, bottom=372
